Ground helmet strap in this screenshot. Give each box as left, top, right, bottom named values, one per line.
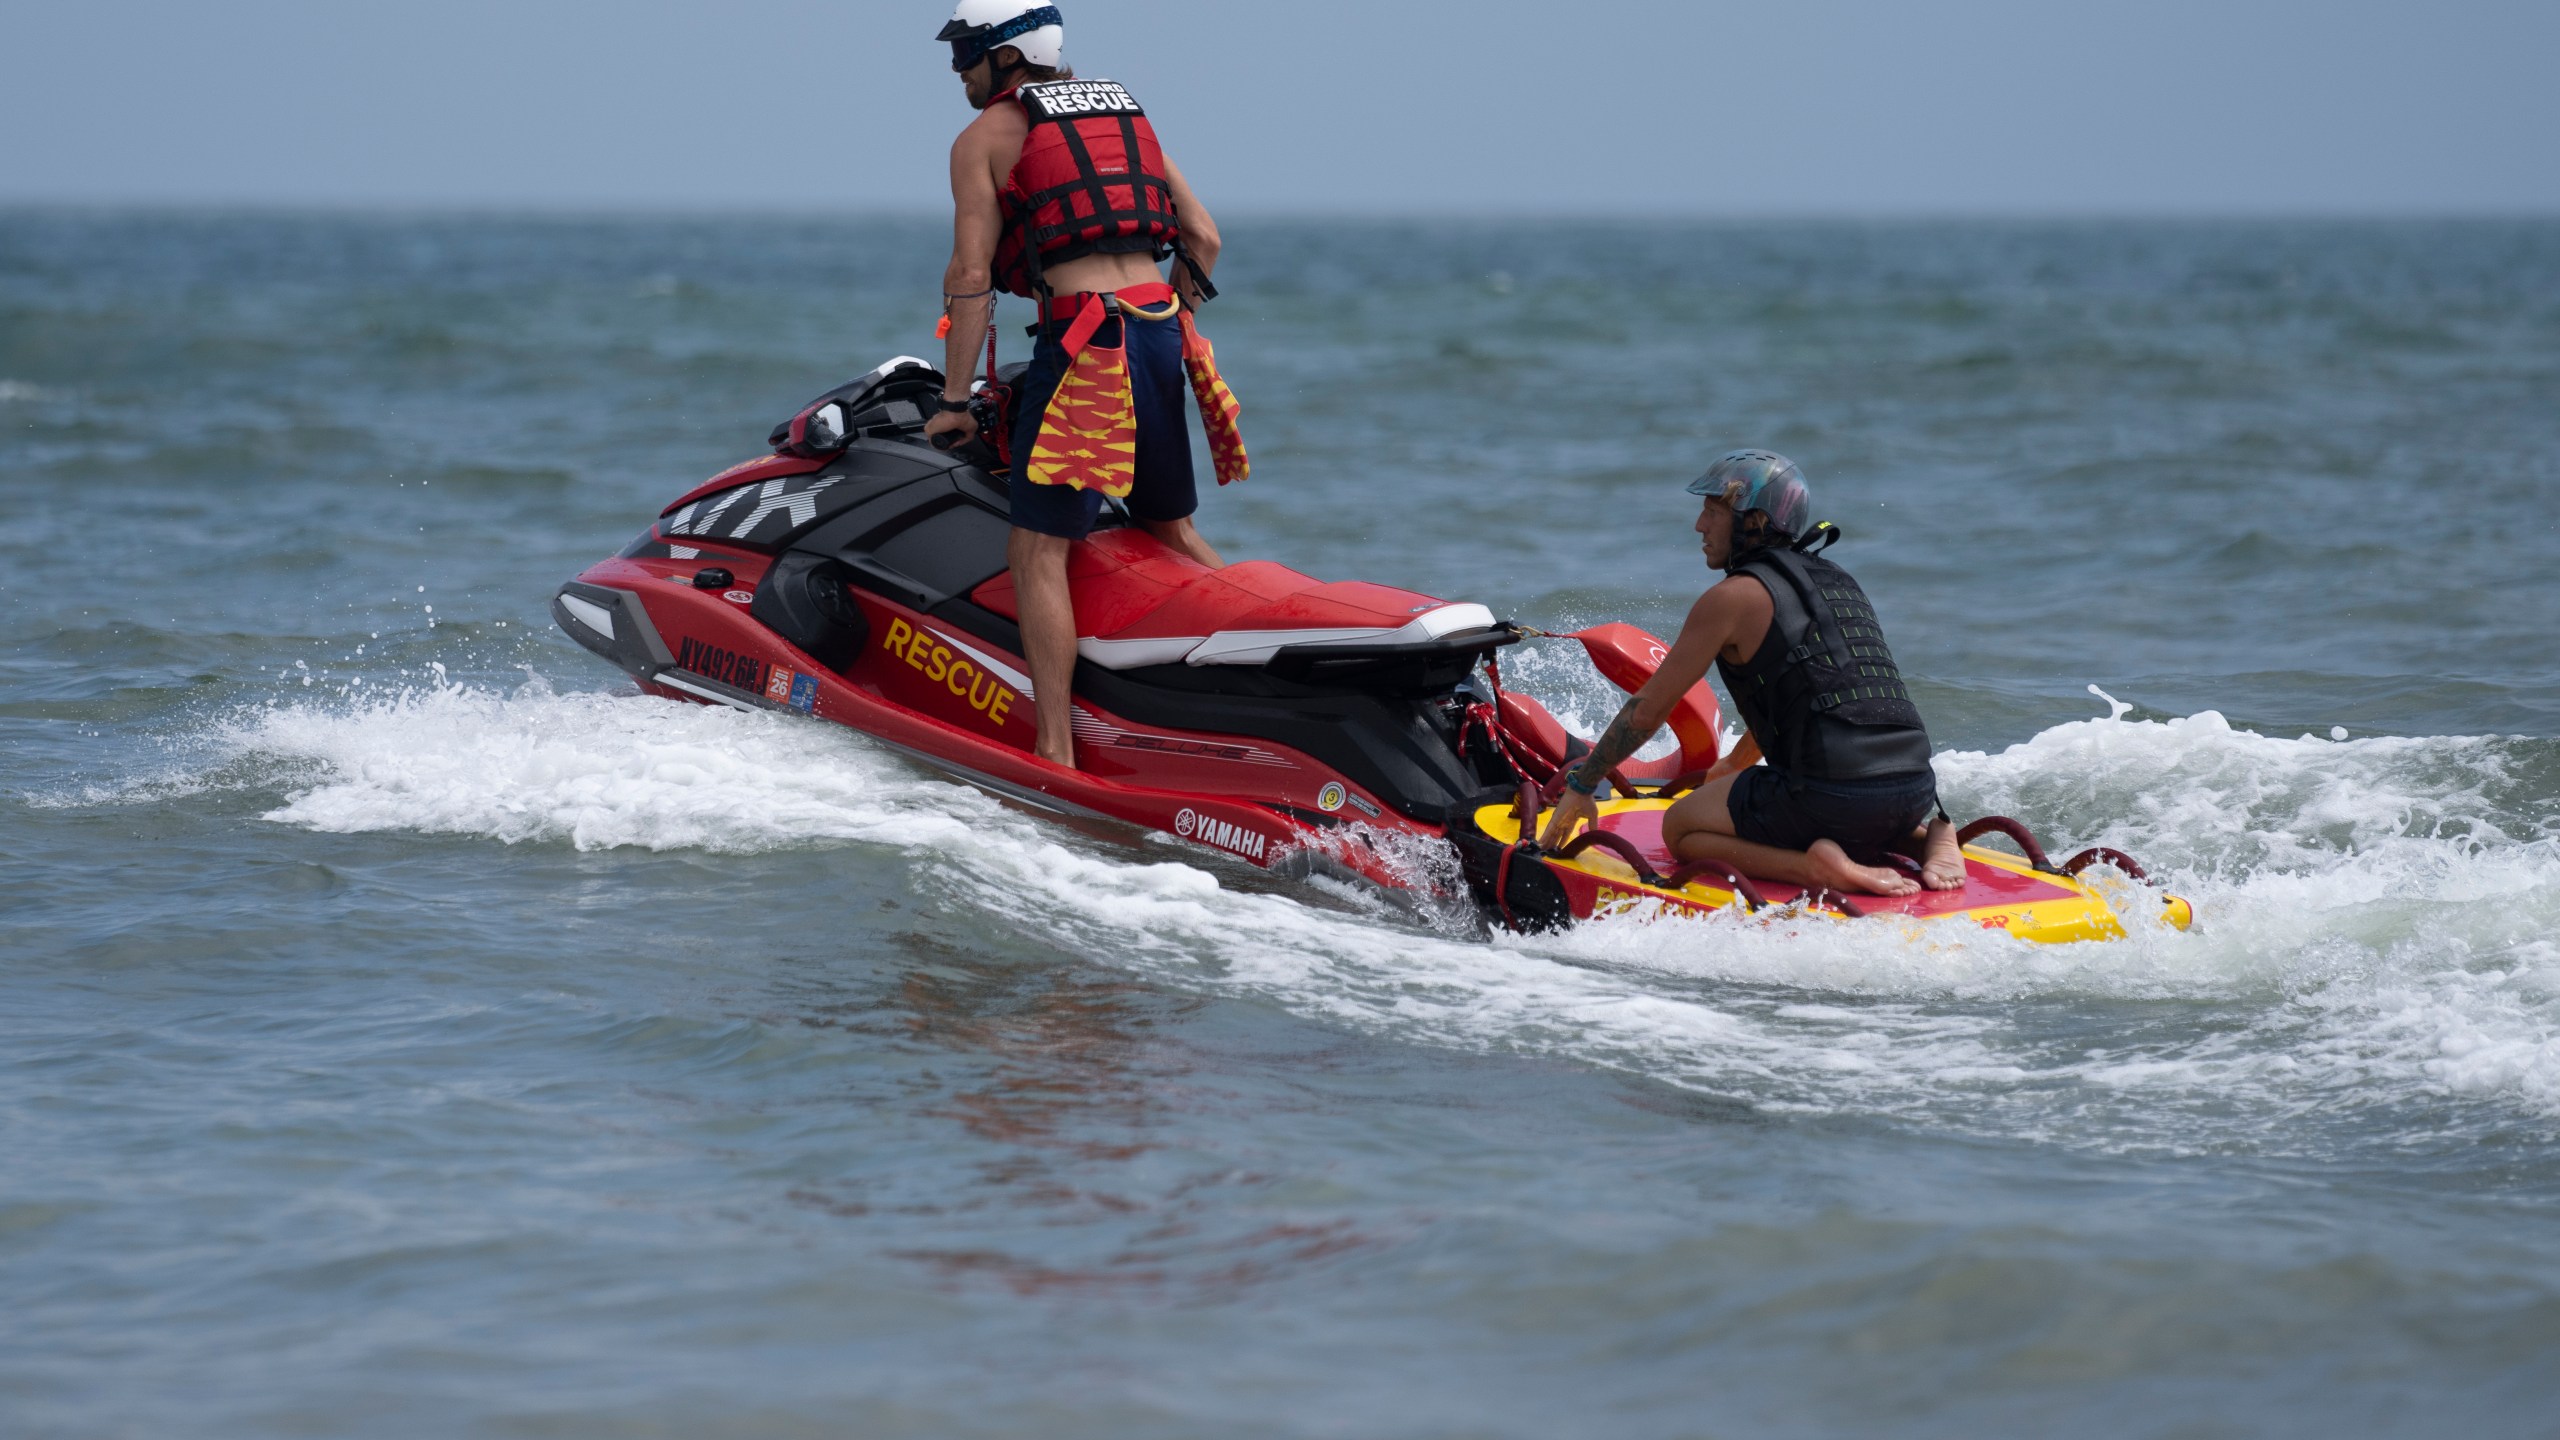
left=966, top=51, right=1027, bottom=110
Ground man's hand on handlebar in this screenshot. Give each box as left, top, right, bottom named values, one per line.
left=924, top=405, right=978, bottom=451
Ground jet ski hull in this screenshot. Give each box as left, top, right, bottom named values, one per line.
left=555, top=360, right=1509, bottom=888
left=558, top=546, right=1439, bottom=879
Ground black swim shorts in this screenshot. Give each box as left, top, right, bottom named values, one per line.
left=1006, top=309, right=1199, bottom=541
left=1726, top=766, right=1940, bottom=862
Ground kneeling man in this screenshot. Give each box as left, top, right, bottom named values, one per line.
left=1537, top=452, right=1962, bottom=897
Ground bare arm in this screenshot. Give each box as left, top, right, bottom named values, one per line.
left=1564, top=586, right=1746, bottom=789
left=1163, top=156, right=1221, bottom=308
left=931, top=132, right=1007, bottom=424
left=1536, top=581, right=1760, bottom=848
left=1703, top=732, right=1761, bottom=782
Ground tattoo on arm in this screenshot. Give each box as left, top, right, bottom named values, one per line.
left=1570, top=697, right=1656, bottom=789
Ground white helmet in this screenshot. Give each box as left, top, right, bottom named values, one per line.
left=936, top=2, right=1064, bottom=73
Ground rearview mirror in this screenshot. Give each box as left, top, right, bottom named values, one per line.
left=803, top=401, right=849, bottom=452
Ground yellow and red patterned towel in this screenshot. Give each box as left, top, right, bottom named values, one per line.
left=1024, top=284, right=1248, bottom=494
left=1179, top=311, right=1249, bottom=487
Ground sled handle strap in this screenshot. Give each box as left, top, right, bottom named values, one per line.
left=1800, top=888, right=1868, bottom=919
left=1650, top=768, right=1712, bottom=800
left=1552, top=830, right=1666, bottom=888
left=2063, top=846, right=2150, bottom=882
left=1511, top=780, right=1544, bottom=833
left=1957, top=816, right=2063, bottom=874
left=1493, top=842, right=1523, bottom=933
left=1656, top=860, right=1768, bottom=912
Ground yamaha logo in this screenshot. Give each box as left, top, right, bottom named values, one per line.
left=1171, top=807, right=1268, bottom=861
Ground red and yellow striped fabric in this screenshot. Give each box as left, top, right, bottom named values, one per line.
left=1025, top=321, right=1139, bottom=496
left=1180, top=312, right=1249, bottom=486
left=1022, top=285, right=1248, bottom=495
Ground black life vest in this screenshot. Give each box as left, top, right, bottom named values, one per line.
left=992, top=78, right=1182, bottom=299
left=1716, top=541, right=1935, bottom=783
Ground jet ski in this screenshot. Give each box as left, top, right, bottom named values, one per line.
left=553, top=357, right=2191, bottom=941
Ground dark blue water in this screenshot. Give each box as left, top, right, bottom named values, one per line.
left=6, top=212, right=2559, bottom=1437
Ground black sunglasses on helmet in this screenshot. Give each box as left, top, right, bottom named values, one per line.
left=937, top=6, right=1062, bottom=74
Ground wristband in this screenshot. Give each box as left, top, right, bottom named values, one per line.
left=935, top=395, right=974, bottom=414
left=1564, top=768, right=1602, bottom=796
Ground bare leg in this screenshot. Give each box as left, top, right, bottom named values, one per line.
left=1140, top=515, right=1223, bottom=569
left=1662, top=773, right=1923, bottom=898
left=1678, top=831, right=1921, bottom=899
left=1007, top=527, right=1079, bottom=768
left=1916, top=820, right=1964, bottom=890
left=1658, top=772, right=1746, bottom=854
left=1884, top=820, right=1966, bottom=890
left=1884, top=819, right=1955, bottom=886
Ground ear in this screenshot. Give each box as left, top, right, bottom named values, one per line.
left=992, top=44, right=1025, bottom=69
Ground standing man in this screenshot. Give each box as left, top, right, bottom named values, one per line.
left=920, top=2, right=1248, bottom=770
left=1537, top=452, right=1966, bottom=898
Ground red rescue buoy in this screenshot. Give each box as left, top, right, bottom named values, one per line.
left=1569, top=623, right=1724, bottom=777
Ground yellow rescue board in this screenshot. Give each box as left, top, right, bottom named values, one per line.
left=1471, top=798, right=2193, bottom=945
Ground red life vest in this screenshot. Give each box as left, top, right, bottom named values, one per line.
left=991, top=78, right=1182, bottom=299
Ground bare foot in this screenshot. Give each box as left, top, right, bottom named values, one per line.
left=1917, top=819, right=1965, bottom=891
left=1034, top=735, right=1077, bottom=769
left=1809, top=838, right=1921, bottom=897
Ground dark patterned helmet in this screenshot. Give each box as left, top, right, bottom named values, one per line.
left=1686, top=450, right=1811, bottom=543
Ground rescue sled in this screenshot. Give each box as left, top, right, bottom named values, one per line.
left=552, top=356, right=2191, bottom=942
left=1453, top=792, right=2194, bottom=942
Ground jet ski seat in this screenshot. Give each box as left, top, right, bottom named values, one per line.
left=968, top=529, right=1497, bottom=670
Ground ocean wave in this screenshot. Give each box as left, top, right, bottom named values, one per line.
left=172, top=675, right=2560, bottom=1149
left=234, top=674, right=997, bottom=855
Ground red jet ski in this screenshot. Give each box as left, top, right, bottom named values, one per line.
left=555, top=358, right=2186, bottom=938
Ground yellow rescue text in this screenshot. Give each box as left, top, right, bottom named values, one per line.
left=881, top=618, right=1016, bottom=726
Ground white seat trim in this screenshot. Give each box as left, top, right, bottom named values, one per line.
left=1182, top=603, right=1498, bottom=667
left=1076, top=635, right=1209, bottom=670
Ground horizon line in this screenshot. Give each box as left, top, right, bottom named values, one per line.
left=4, top=198, right=2558, bottom=226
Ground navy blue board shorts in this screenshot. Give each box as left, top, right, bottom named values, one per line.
left=1006, top=308, right=1199, bottom=541
left=1726, top=767, right=1941, bottom=863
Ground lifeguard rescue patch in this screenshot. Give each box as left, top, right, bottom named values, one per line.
left=1019, top=79, right=1144, bottom=123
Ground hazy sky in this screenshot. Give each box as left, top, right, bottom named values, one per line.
left=5, top=0, right=2555, bottom=214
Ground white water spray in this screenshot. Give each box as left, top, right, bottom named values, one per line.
left=164, top=675, right=2560, bottom=1150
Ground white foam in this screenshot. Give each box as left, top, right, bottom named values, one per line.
left=188, top=675, right=2560, bottom=1149
left=234, top=674, right=999, bottom=854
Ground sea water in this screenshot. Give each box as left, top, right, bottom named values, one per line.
left=4, top=213, right=2558, bottom=1437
